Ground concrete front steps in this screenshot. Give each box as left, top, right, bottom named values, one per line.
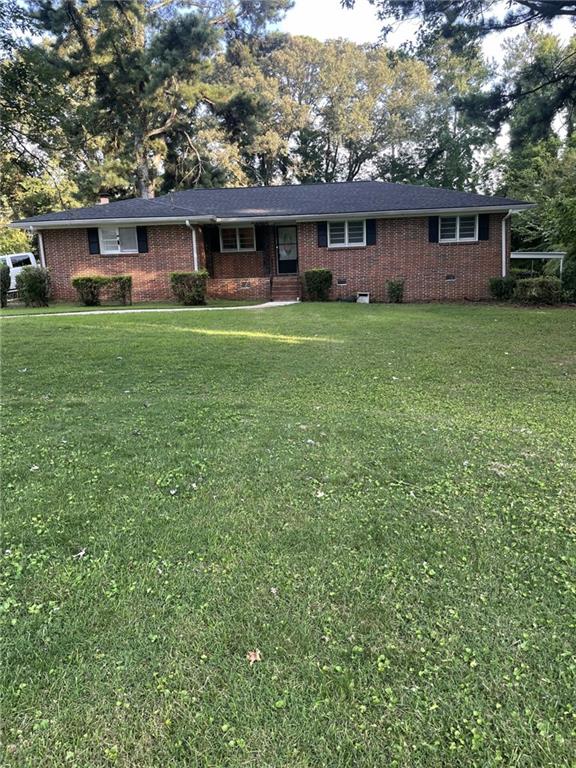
left=271, top=275, right=301, bottom=301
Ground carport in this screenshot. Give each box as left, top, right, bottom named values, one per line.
left=510, top=251, right=566, bottom=276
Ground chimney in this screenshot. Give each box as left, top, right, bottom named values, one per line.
left=98, top=194, right=109, bottom=205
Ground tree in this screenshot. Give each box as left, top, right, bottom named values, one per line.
left=2, top=1, right=294, bottom=199
left=378, top=41, right=494, bottom=188
left=505, top=32, right=575, bottom=147
left=207, top=35, right=294, bottom=184
left=455, top=29, right=576, bottom=145
left=344, top=0, right=576, bottom=130
left=342, top=1, right=576, bottom=48
left=29, top=1, right=221, bottom=198
left=232, top=36, right=435, bottom=184
left=502, top=137, right=576, bottom=251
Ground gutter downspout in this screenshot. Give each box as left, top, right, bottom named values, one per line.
left=185, top=220, right=198, bottom=271
left=501, top=211, right=512, bottom=277
left=30, top=227, right=46, bottom=267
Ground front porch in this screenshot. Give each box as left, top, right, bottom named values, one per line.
left=202, top=223, right=301, bottom=301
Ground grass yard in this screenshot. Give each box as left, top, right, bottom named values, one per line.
left=1, top=303, right=575, bottom=767
left=2, top=297, right=266, bottom=315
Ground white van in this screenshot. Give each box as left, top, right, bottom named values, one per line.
left=0, top=252, right=38, bottom=291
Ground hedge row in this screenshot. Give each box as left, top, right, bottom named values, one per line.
left=72, top=275, right=132, bottom=306
left=489, top=275, right=565, bottom=305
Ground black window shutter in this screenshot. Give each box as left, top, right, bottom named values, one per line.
left=317, top=222, right=328, bottom=247
left=428, top=216, right=439, bottom=243
left=478, top=214, right=489, bottom=241
left=203, top=225, right=220, bottom=253
left=255, top=225, right=266, bottom=251
left=87, top=228, right=100, bottom=254
left=366, top=219, right=377, bottom=245
left=136, top=226, right=148, bottom=253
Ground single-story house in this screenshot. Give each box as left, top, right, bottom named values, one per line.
left=12, top=181, right=532, bottom=302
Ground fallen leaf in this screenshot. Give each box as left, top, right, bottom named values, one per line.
left=489, top=462, right=511, bottom=477
left=246, top=649, right=262, bottom=665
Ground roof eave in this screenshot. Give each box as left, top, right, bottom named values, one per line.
left=10, top=203, right=534, bottom=229
left=10, top=215, right=217, bottom=230
left=213, top=203, right=534, bottom=224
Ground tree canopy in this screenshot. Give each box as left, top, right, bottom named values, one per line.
left=0, top=0, right=574, bottom=254
left=342, top=1, right=576, bottom=47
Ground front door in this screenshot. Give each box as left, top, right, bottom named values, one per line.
left=277, top=226, right=298, bottom=274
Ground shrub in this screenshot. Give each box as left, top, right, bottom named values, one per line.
left=16, top=266, right=51, bottom=307
left=386, top=279, right=405, bottom=303
left=514, top=276, right=563, bottom=305
left=0, top=262, right=10, bottom=308
left=562, top=247, right=576, bottom=301
left=303, top=269, right=332, bottom=301
left=72, top=276, right=110, bottom=306
left=489, top=276, right=517, bottom=301
left=72, top=275, right=132, bottom=306
left=170, top=270, right=208, bottom=305
left=510, top=267, right=534, bottom=279
left=109, top=275, right=132, bottom=305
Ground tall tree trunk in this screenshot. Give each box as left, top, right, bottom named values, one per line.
left=135, top=138, right=154, bottom=198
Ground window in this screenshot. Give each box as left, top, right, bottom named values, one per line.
left=439, top=215, right=478, bottom=243
left=328, top=220, right=366, bottom=248
left=10, top=255, right=33, bottom=267
left=98, top=227, right=138, bottom=255
left=219, top=226, right=256, bottom=252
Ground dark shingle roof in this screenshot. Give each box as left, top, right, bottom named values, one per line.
left=14, top=180, right=531, bottom=225
left=16, top=196, right=194, bottom=224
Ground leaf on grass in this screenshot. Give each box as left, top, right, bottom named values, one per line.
left=246, top=649, right=262, bottom=666
left=489, top=462, right=511, bottom=477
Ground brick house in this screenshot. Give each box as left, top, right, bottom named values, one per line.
left=12, top=181, right=531, bottom=302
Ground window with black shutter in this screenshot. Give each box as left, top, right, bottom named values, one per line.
left=96, top=227, right=139, bottom=255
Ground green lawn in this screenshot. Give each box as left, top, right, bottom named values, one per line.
left=1, top=303, right=575, bottom=767
left=2, top=297, right=266, bottom=315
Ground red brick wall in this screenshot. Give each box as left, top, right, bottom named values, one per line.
left=212, top=251, right=267, bottom=278
left=41, top=214, right=508, bottom=303
left=207, top=277, right=270, bottom=300
left=42, top=225, right=196, bottom=302
left=298, top=213, right=507, bottom=302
